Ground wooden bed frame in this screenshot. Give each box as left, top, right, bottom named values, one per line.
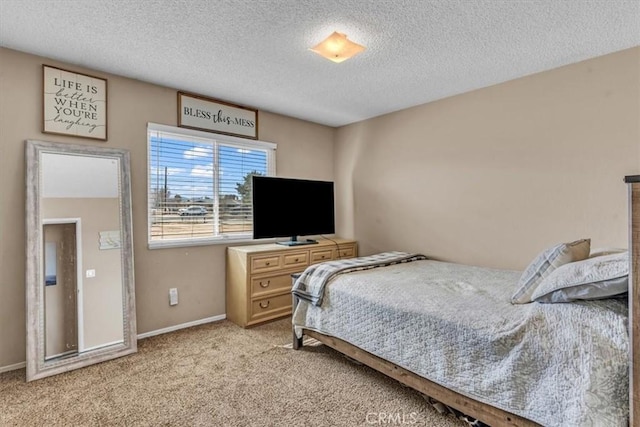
left=292, top=176, right=640, bottom=427
left=627, top=175, right=640, bottom=427
left=293, top=327, right=539, bottom=426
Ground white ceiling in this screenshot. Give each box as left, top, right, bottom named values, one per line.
left=42, top=153, right=119, bottom=198
left=1, top=0, right=639, bottom=127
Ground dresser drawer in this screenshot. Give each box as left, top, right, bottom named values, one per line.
left=335, top=245, right=355, bottom=259
left=283, top=251, right=308, bottom=268
left=250, top=254, right=281, bottom=273
left=310, top=249, right=333, bottom=264
left=251, top=273, right=293, bottom=297
left=226, top=239, right=356, bottom=327
left=250, top=293, right=291, bottom=321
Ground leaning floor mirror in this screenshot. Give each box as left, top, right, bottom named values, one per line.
left=25, top=140, right=136, bottom=381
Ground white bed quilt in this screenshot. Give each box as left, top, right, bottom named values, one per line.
left=292, top=260, right=629, bottom=426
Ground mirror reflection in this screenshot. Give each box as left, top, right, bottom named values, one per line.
left=41, top=153, right=124, bottom=359
left=26, top=140, right=136, bottom=381
left=44, top=222, right=78, bottom=359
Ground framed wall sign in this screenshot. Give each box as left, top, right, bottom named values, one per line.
left=178, top=92, right=258, bottom=139
left=43, top=65, right=108, bottom=141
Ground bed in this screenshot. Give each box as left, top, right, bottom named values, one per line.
left=292, top=249, right=629, bottom=427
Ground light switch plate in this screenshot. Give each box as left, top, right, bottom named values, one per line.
left=169, top=288, right=178, bottom=306
left=86, top=269, right=96, bottom=278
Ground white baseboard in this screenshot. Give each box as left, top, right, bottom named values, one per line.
left=137, top=314, right=226, bottom=339
left=82, top=339, right=124, bottom=353
left=0, top=314, right=227, bottom=374
left=0, top=361, right=26, bottom=374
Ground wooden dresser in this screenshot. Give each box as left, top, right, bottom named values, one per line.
left=225, top=238, right=357, bottom=327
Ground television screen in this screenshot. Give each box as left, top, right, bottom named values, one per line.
left=252, top=176, right=335, bottom=244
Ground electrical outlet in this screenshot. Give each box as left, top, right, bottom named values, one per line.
left=169, top=288, right=178, bottom=306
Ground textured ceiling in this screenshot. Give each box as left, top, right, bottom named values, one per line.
left=1, top=0, right=639, bottom=127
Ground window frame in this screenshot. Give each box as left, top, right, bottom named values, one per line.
left=147, top=122, right=276, bottom=249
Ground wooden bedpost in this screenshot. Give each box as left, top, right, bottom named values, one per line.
left=625, top=175, right=640, bottom=427
left=291, top=274, right=303, bottom=350
left=292, top=295, right=303, bottom=349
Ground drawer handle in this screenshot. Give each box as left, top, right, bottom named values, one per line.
left=259, top=300, right=270, bottom=309
left=321, top=255, right=326, bottom=259
left=294, top=258, right=299, bottom=262
left=259, top=280, right=270, bottom=288
left=265, top=262, right=270, bottom=266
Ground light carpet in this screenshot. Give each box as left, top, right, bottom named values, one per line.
left=0, top=318, right=466, bottom=426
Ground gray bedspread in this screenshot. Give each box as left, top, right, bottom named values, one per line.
left=292, top=251, right=427, bottom=306
left=292, top=259, right=629, bottom=427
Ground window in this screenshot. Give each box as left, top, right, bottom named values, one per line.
left=147, top=123, right=275, bottom=248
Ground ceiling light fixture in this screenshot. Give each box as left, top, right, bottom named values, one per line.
left=309, top=31, right=366, bottom=63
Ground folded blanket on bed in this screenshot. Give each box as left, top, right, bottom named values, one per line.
left=292, top=251, right=427, bottom=306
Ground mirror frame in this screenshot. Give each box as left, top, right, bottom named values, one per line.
left=25, top=139, right=137, bottom=381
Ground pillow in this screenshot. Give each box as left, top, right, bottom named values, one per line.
left=588, top=247, right=627, bottom=258
left=511, top=238, right=591, bottom=304
left=531, top=251, right=629, bottom=303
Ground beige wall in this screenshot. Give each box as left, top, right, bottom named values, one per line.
left=335, top=47, right=640, bottom=269
left=0, top=47, right=335, bottom=368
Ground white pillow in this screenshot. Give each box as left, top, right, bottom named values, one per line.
left=588, top=247, right=627, bottom=258
left=511, top=239, right=591, bottom=304
left=531, top=251, right=629, bottom=303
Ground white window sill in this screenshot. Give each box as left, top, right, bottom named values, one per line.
left=148, top=236, right=279, bottom=250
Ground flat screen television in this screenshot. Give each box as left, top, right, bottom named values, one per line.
left=252, top=176, right=335, bottom=246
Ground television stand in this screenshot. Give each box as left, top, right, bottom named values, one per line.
left=277, top=237, right=318, bottom=246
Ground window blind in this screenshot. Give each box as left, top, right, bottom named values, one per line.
left=147, top=123, right=275, bottom=247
